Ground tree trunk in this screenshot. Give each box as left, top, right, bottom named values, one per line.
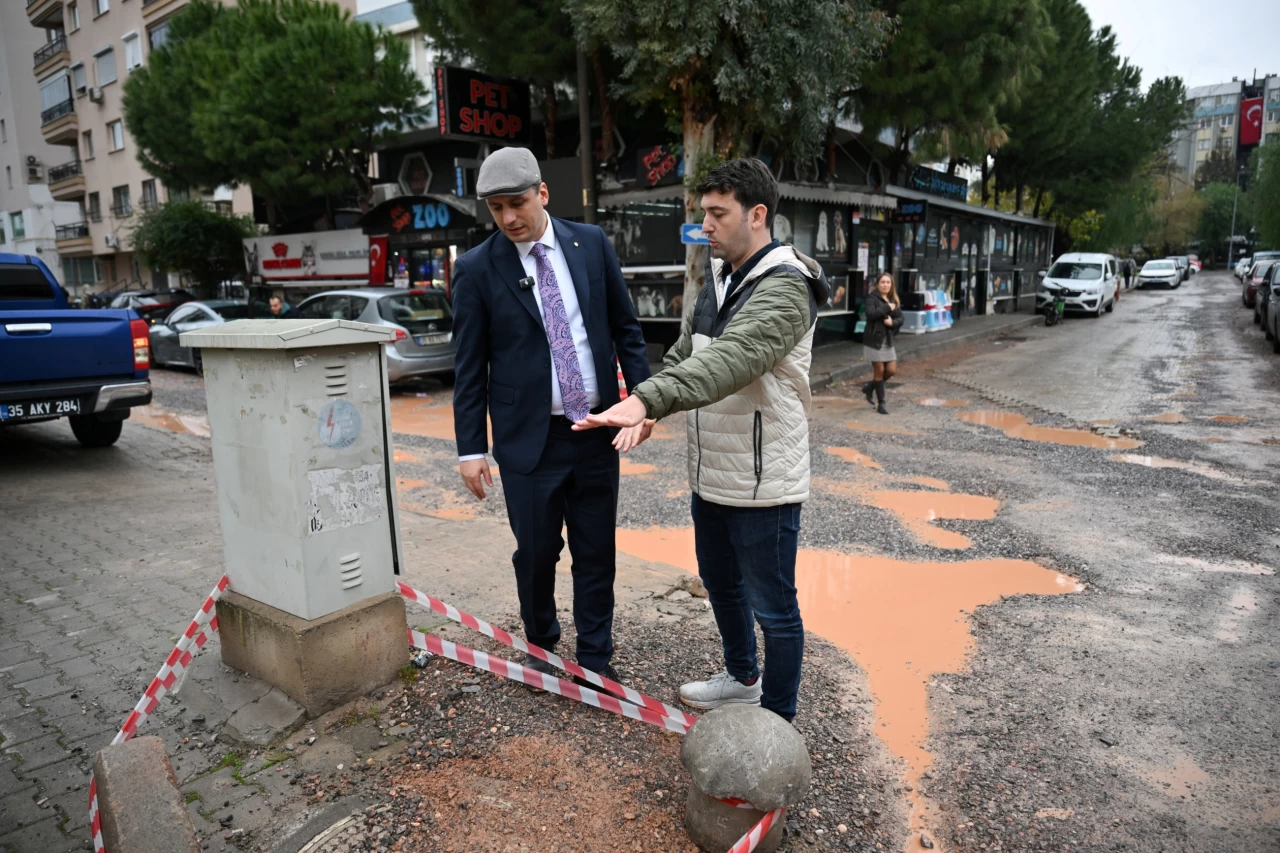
left=1015, top=182, right=1023, bottom=214
left=981, top=156, right=990, bottom=207
left=681, top=98, right=717, bottom=322
left=1032, top=188, right=1044, bottom=218
left=267, top=199, right=278, bottom=234
left=826, top=126, right=837, bottom=184
left=591, top=49, right=614, bottom=164
left=543, top=84, right=558, bottom=159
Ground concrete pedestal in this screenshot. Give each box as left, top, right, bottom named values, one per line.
left=216, top=590, right=407, bottom=718
left=93, top=736, right=201, bottom=853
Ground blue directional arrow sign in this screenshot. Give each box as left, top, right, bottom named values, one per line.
left=680, top=223, right=710, bottom=245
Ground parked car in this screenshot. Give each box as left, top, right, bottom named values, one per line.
left=293, top=288, right=456, bottom=384
left=149, top=300, right=269, bottom=372
left=1, top=253, right=152, bottom=446
left=1165, top=256, right=1190, bottom=282
left=1257, top=265, right=1277, bottom=326
left=1244, top=260, right=1277, bottom=309
left=1137, top=259, right=1181, bottom=289
left=1263, top=266, right=1280, bottom=351
left=1038, top=253, right=1119, bottom=317
left=107, top=289, right=195, bottom=325
left=1187, top=255, right=1202, bottom=273
left=1236, top=256, right=1254, bottom=280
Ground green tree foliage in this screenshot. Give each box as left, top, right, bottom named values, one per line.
left=124, top=0, right=427, bottom=226
left=567, top=0, right=890, bottom=310
left=1147, top=182, right=1204, bottom=256
left=410, top=0, right=575, bottom=156
left=990, top=0, right=1097, bottom=212
left=1195, top=147, right=1238, bottom=190
left=1249, top=145, right=1280, bottom=249
left=1196, top=182, right=1248, bottom=262
left=852, top=0, right=1053, bottom=179
left=130, top=200, right=257, bottom=298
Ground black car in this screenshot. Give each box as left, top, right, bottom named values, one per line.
left=108, top=290, right=195, bottom=325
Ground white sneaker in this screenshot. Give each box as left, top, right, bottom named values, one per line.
left=679, top=671, right=762, bottom=710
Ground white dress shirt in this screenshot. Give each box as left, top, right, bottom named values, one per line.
left=458, top=217, right=599, bottom=462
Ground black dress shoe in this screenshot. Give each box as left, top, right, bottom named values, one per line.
left=572, top=664, right=621, bottom=692
left=522, top=653, right=557, bottom=691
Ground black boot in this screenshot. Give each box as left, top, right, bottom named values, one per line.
left=875, top=381, right=888, bottom=415
left=862, top=381, right=875, bottom=405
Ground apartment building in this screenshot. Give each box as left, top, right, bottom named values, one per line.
left=354, top=0, right=434, bottom=101
left=0, top=2, right=85, bottom=286
left=1265, top=75, right=1280, bottom=147
left=21, top=0, right=266, bottom=300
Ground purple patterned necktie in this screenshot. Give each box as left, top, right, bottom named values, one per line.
left=529, top=243, right=591, bottom=421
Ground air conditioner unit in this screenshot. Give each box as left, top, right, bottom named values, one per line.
left=27, top=165, right=45, bottom=182
left=26, top=155, right=39, bottom=166
left=88, top=87, right=104, bottom=103
left=371, top=183, right=399, bottom=207
left=104, top=234, right=120, bottom=249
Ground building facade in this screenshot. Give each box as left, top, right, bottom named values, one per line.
left=0, top=1, right=84, bottom=284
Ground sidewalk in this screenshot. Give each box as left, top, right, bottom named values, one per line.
left=809, top=310, right=1041, bottom=390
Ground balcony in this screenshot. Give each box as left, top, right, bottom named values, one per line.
left=47, top=160, right=85, bottom=200
left=142, top=0, right=185, bottom=18
left=40, top=99, right=77, bottom=145
left=55, top=222, right=93, bottom=254
left=26, top=0, right=63, bottom=28
left=33, top=35, right=69, bottom=78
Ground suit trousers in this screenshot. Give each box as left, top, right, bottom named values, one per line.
left=499, top=420, right=619, bottom=671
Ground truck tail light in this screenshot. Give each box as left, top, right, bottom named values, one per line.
left=130, top=318, right=150, bottom=369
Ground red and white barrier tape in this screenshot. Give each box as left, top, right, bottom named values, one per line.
left=617, top=361, right=629, bottom=400
left=409, top=630, right=690, bottom=736
left=397, top=581, right=695, bottom=731
left=729, top=806, right=785, bottom=853
left=90, top=575, right=228, bottom=853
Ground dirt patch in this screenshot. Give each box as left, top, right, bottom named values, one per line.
left=395, top=735, right=695, bottom=853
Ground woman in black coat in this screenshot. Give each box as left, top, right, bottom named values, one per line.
left=860, top=272, right=904, bottom=414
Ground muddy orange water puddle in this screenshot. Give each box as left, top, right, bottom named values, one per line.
left=1150, top=412, right=1189, bottom=424
left=619, top=458, right=657, bottom=476
left=862, top=491, right=1000, bottom=550
left=1108, top=454, right=1240, bottom=482
left=826, top=446, right=883, bottom=469
left=1208, top=415, right=1248, bottom=423
left=1144, top=753, right=1211, bottom=799
left=958, top=410, right=1143, bottom=450
left=614, top=527, right=1080, bottom=851
left=396, top=477, right=427, bottom=493
left=131, top=405, right=211, bottom=437
left=389, top=396, right=470, bottom=442
left=916, top=398, right=969, bottom=408
left=394, top=448, right=422, bottom=464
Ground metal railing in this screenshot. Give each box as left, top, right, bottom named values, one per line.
left=110, top=203, right=132, bottom=218
left=56, top=222, right=90, bottom=240
left=40, top=99, right=74, bottom=126
left=34, top=35, right=68, bottom=67
left=48, top=160, right=82, bottom=183
left=87, top=208, right=102, bottom=222
left=142, top=0, right=164, bottom=7
left=139, top=198, right=159, bottom=211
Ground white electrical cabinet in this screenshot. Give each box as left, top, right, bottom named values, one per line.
left=181, top=319, right=403, bottom=620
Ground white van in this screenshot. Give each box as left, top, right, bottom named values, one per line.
left=1038, top=252, right=1119, bottom=316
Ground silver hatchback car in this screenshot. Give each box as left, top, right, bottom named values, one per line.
left=294, top=288, right=456, bottom=384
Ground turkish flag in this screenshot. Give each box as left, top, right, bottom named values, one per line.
left=1241, top=98, right=1263, bottom=146
left=368, top=236, right=388, bottom=285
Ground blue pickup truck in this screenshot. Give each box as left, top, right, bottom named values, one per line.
left=0, top=253, right=152, bottom=446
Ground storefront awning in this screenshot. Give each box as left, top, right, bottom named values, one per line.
left=885, top=185, right=1054, bottom=227
left=777, top=182, right=896, bottom=210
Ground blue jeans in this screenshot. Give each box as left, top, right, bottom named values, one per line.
left=691, top=493, right=804, bottom=720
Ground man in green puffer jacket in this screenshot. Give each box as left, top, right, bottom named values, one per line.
left=575, top=158, right=829, bottom=721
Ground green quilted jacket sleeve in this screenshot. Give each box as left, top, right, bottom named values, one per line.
left=632, top=271, right=810, bottom=420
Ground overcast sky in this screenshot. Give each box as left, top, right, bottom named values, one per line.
left=1080, top=0, right=1280, bottom=91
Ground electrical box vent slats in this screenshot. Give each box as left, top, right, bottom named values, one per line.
left=324, top=361, right=349, bottom=396
left=339, top=552, right=363, bottom=589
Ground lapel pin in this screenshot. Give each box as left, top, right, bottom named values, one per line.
left=574, top=242, right=579, bottom=247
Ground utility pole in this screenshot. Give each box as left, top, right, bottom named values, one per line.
left=1228, top=165, right=1244, bottom=266
left=576, top=49, right=596, bottom=225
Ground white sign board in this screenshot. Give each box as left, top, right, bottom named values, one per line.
left=243, top=229, right=370, bottom=287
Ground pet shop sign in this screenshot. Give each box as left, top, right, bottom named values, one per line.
left=243, top=229, right=370, bottom=283
left=434, top=66, right=531, bottom=144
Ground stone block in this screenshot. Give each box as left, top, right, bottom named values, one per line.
left=216, top=591, right=407, bottom=719
left=684, top=785, right=784, bottom=853
left=92, top=736, right=201, bottom=853
left=680, top=705, right=811, bottom=811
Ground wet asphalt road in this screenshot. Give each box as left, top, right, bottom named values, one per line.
left=148, top=269, right=1279, bottom=852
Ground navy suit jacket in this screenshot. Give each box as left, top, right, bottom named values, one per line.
left=451, top=217, right=651, bottom=475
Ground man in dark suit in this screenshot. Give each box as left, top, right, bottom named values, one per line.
left=451, top=147, right=652, bottom=682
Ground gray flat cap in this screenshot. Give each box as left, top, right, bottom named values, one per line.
left=476, top=147, right=541, bottom=199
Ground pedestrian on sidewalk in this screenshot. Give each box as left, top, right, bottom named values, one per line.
left=450, top=147, right=652, bottom=685
left=575, top=158, right=830, bottom=722
left=860, top=272, right=903, bottom=414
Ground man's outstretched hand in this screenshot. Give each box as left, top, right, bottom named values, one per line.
left=459, top=458, right=493, bottom=500
left=573, top=394, right=648, bottom=430
left=614, top=419, right=655, bottom=452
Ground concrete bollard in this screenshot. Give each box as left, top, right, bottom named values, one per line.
left=92, top=736, right=201, bottom=853
left=680, top=705, right=812, bottom=853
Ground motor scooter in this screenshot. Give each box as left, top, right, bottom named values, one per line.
left=1043, top=289, right=1066, bottom=326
